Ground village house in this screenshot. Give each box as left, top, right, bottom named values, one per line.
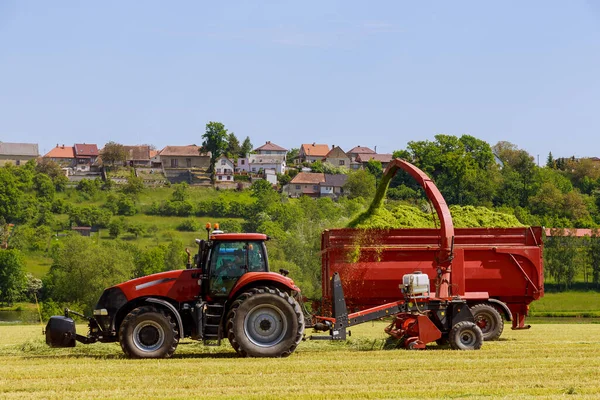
left=123, top=145, right=153, bottom=167
left=215, top=155, right=235, bottom=182
left=298, top=143, right=330, bottom=164
left=347, top=145, right=376, bottom=169
left=158, top=145, right=211, bottom=169
left=288, top=172, right=325, bottom=197
left=356, top=153, right=394, bottom=169
left=254, top=141, right=287, bottom=157
left=319, top=174, right=348, bottom=198
left=43, top=144, right=76, bottom=166
left=74, top=143, right=99, bottom=170
left=323, top=145, right=351, bottom=168
left=0, top=142, right=39, bottom=166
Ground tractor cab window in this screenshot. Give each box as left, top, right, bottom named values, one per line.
left=209, top=241, right=266, bottom=296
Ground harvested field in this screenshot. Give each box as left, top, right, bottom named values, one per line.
left=1, top=322, right=600, bottom=399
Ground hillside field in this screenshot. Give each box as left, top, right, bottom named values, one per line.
left=1, top=321, right=600, bottom=399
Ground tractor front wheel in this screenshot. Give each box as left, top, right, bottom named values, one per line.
left=119, top=306, right=179, bottom=358
left=227, top=287, right=304, bottom=357
left=448, top=321, right=483, bottom=350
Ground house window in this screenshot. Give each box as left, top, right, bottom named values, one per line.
left=295, top=185, right=301, bottom=190
left=241, top=160, right=245, bottom=165
left=16, top=160, right=21, bottom=166
left=171, top=159, right=178, bottom=168
left=221, top=159, right=226, bottom=165
left=252, top=167, right=257, bottom=172
left=313, top=185, right=319, bottom=191
left=217, top=168, right=221, bottom=173
left=339, top=160, right=345, bottom=166
left=186, top=158, right=192, bottom=168
left=218, top=176, right=222, bottom=181
left=227, top=176, right=231, bottom=181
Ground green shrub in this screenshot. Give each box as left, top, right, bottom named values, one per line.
left=176, top=218, right=201, bottom=232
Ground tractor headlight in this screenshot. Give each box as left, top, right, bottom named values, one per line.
left=93, top=308, right=108, bottom=316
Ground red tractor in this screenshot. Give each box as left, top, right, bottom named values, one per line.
left=46, top=230, right=305, bottom=358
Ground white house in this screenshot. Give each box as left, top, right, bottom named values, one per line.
left=215, top=156, right=235, bottom=182
left=254, top=141, right=288, bottom=157
left=237, top=154, right=286, bottom=174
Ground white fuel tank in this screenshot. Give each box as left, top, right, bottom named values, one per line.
left=402, top=271, right=430, bottom=296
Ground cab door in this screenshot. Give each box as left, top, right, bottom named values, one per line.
left=208, top=241, right=266, bottom=297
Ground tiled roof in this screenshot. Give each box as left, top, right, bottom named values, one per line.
left=290, top=172, right=326, bottom=184
left=300, top=143, right=330, bottom=158
left=74, top=143, right=99, bottom=157
left=44, top=145, right=75, bottom=159
left=348, top=146, right=376, bottom=154
left=149, top=150, right=158, bottom=158
left=0, top=142, right=39, bottom=157
left=356, top=153, right=393, bottom=163
left=324, top=146, right=349, bottom=159
left=159, top=145, right=210, bottom=157
left=255, top=141, right=287, bottom=152
left=322, top=174, right=348, bottom=187
left=123, top=145, right=151, bottom=160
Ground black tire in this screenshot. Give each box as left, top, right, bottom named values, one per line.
left=471, top=303, right=504, bottom=341
left=226, top=287, right=304, bottom=357
left=119, top=306, right=179, bottom=359
left=448, top=321, right=483, bottom=350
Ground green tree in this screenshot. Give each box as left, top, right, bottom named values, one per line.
left=365, top=159, right=383, bottom=181
left=202, top=121, right=230, bottom=175
left=239, top=136, right=253, bottom=158
left=0, top=168, right=22, bottom=221
left=101, top=141, right=127, bottom=166
left=344, top=169, right=376, bottom=199
left=134, top=247, right=167, bottom=277
left=545, top=229, right=579, bottom=290
left=286, top=148, right=299, bottom=165
left=227, top=133, right=241, bottom=159
left=172, top=182, right=189, bottom=202
left=546, top=152, right=556, bottom=169
left=122, top=176, right=144, bottom=196
left=108, top=218, right=124, bottom=238
left=44, top=236, right=134, bottom=313
left=0, top=249, right=26, bottom=305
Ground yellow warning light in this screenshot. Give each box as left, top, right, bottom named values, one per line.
left=214, top=223, right=220, bottom=230
left=205, top=223, right=212, bottom=229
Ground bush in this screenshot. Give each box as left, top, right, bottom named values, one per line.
left=177, top=218, right=201, bottom=232
left=219, top=220, right=242, bottom=233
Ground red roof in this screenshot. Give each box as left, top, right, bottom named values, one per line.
left=44, top=145, right=75, bottom=159
left=301, top=143, right=330, bottom=158
left=348, top=146, right=376, bottom=155
left=290, top=172, right=325, bottom=184
left=74, top=143, right=99, bottom=157
left=255, top=141, right=287, bottom=152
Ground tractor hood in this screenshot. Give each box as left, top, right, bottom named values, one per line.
left=114, top=269, right=201, bottom=303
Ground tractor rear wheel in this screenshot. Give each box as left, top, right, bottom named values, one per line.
left=448, top=321, right=483, bottom=350
left=119, top=306, right=179, bottom=359
left=471, top=303, right=504, bottom=341
left=226, top=287, right=304, bottom=357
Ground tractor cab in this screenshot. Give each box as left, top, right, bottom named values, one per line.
left=194, top=232, right=271, bottom=298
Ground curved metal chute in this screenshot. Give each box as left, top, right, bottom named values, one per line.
left=382, top=159, right=455, bottom=297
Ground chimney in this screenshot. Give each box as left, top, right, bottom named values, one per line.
left=61, top=144, right=65, bottom=149
left=312, top=142, right=316, bottom=146
left=374, top=145, right=377, bottom=153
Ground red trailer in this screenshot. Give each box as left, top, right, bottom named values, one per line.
left=321, top=226, right=544, bottom=336
left=315, top=156, right=545, bottom=342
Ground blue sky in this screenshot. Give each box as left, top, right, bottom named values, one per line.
left=1, top=1, right=599, bottom=161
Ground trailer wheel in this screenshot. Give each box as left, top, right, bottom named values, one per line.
left=226, top=287, right=304, bottom=357
left=448, top=321, right=483, bottom=350
left=471, top=303, right=504, bottom=341
left=119, top=306, right=179, bottom=359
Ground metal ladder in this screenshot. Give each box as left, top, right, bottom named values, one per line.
left=203, top=303, right=225, bottom=346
